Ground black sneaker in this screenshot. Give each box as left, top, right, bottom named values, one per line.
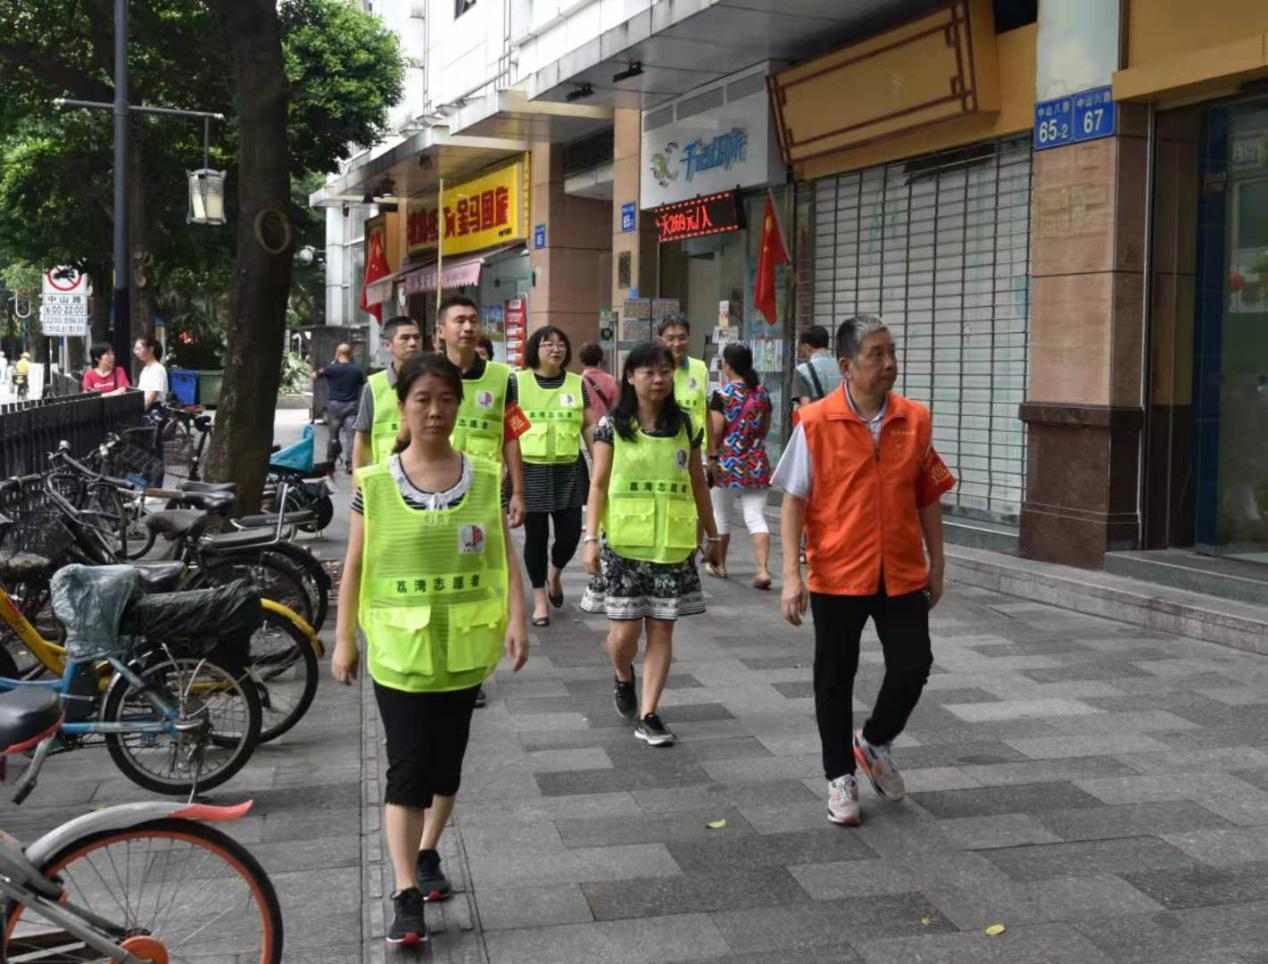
left=613, top=666, right=637, bottom=720
left=416, top=849, right=452, bottom=902
left=386, top=887, right=428, bottom=946
left=474, top=686, right=487, bottom=708
left=635, top=712, right=676, bottom=747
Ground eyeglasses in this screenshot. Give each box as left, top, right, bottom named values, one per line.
left=633, top=367, right=673, bottom=379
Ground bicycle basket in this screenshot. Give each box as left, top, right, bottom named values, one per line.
left=0, top=509, right=77, bottom=579
left=105, top=441, right=165, bottom=489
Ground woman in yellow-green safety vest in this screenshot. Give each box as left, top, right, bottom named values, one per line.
left=332, top=352, right=528, bottom=949
left=580, top=341, right=721, bottom=748
left=515, top=326, right=597, bottom=628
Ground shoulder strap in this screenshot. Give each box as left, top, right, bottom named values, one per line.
left=582, top=372, right=611, bottom=410
left=802, top=361, right=826, bottom=400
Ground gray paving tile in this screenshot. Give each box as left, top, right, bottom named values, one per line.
left=477, top=884, right=594, bottom=931
left=1003, top=732, right=1172, bottom=759
left=534, top=756, right=711, bottom=796
left=525, top=747, right=613, bottom=772
left=740, top=655, right=808, bottom=671
left=466, top=842, right=682, bottom=889
left=556, top=807, right=754, bottom=847
left=483, top=913, right=731, bottom=963
left=460, top=791, right=642, bottom=825
left=771, top=680, right=815, bottom=699
left=892, top=741, right=1030, bottom=768
left=856, top=922, right=1117, bottom=964
left=979, top=836, right=1198, bottom=881
left=944, top=698, right=1101, bottom=722
left=711, top=894, right=953, bottom=953
left=633, top=778, right=819, bottom=814
left=938, top=814, right=1063, bottom=850
left=582, top=867, right=810, bottom=920
left=667, top=827, right=878, bottom=872
left=958, top=755, right=1141, bottom=787
left=1122, top=861, right=1268, bottom=910
left=789, top=859, right=921, bottom=899
left=1163, top=825, right=1268, bottom=865
left=1036, top=801, right=1234, bottom=841
left=910, top=782, right=1104, bottom=819
left=1073, top=901, right=1268, bottom=964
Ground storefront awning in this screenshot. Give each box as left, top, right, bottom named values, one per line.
left=401, top=245, right=522, bottom=296
left=364, top=268, right=409, bottom=308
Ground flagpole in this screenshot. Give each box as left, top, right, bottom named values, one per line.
left=781, top=184, right=798, bottom=439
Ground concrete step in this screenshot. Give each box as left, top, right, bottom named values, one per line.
left=1104, top=549, right=1268, bottom=607
left=945, top=515, right=1019, bottom=554
left=948, top=544, right=1268, bottom=656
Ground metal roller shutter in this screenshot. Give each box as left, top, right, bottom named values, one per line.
left=807, top=136, right=1033, bottom=524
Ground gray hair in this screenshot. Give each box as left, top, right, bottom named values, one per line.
left=657, top=313, right=690, bottom=336
left=835, top=314, right=889, bottom=360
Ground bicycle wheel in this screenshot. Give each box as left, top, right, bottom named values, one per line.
left=253, top=540, right=329, bottom=633
left=194, top=552, right=315, bottom=627
left=250, top=607, right=319, bottom=743
left=162, top=419, right=194, bottom=479
left=93, top=484, right=156, bottom=561
left=102, top=653, right=262, bottom=795
left=5, top=817, right=283, bottom=963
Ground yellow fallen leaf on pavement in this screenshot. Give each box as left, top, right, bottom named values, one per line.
left=921, top=916, right=935, bottom=926
left=705, top=819, right=727, bottom=829
left=985, top=924, right=1006, bottom=937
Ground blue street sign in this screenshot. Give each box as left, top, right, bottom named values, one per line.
left=534, top=223, right=546, bottom=249
left=1072, top=86, right=1116, bottom=143
left=1034, top=95, right=1073, bottom=151
left=620, top=202, right=636, bottom=233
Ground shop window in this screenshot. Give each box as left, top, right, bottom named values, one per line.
left=455, top=0, right=476, bottom=18
left=993, top=0, right=1037, bottom=32
left=808, top=137, right=1033, bottom=525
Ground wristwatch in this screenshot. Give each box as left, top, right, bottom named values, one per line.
left=583, top=535, right=599, bottom=544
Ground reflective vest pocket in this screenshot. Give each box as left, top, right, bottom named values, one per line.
left=462, top=431, right=502, bottom=461
left=554, top=421, right=581, bottom=460
left=609, top=496, right=657, bottom=547
left=365, top=606, right=433, bottom=677
left=447, top=597, right=504, bottom=672
left=664, top=500, right=699, bottom=549
left=520, top=421, right=551, bottom=460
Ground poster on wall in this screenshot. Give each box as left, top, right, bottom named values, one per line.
left=504, top=298, right=527, bottom=367
left=481, top=305, right=506, bottom=361
left=621, top=297, right=652, bottom=342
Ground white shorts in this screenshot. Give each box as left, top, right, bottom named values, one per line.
left=709, top=486, right=771, bottom=536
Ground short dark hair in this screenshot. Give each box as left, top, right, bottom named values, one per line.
left=524, top=325, right=572, bottom=370
left=657, top=314, right=689, bottom=337
left=382, top=316, right=419, bottom=342
left=437, top=295, right=478, bottom=324
left=835, top=314, right=889, bottom=360
left=799, top=325, right=830, bottom=350
left=89, top=341, right=115, bottom=366
left=136, top=336, right=162, bottom=361
left=578, top=342, right=604, bottom=367
left=477, top=336, right=494, bottom=358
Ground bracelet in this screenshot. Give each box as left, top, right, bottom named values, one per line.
left=704, top=535, right=722, bottom=543
left=583, top=535, right=599, bottom=544
left=706, top=454, right=719, bottom=461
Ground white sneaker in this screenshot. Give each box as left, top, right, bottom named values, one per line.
left=827, top=774, right=861, bottom=826
left=853, top=729, right=906, bottom=801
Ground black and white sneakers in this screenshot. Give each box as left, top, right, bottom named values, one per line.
left=635, top=712, right=676, bottom=747
left=386, top=888, right=428, bottom=946
left=613, top=666, right=637, bottom=720
left=416, top=849, right=452, bottom=902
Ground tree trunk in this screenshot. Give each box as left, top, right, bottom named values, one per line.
left=202, top=0, right=292, bottom=511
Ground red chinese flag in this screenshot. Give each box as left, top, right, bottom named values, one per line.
left=753, top=190, right=790, bottom=326
left=360, top=226, right=391, bottom=323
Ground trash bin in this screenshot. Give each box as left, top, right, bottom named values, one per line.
left=169, top=368, right=199, bottom=407
left=197, top=370, right=224, bottom=408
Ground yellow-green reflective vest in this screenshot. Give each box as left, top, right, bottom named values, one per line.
left=604, top=421, right=697, bottom=564
left=356, top=456, right=507, bottom=692
left=673, top=357, right=709, bottom=433
left=452, top=361, right=509, bottom=463
left=516, top=370, right=583, bottom=465
left=367, top=369, right=400, bottom=465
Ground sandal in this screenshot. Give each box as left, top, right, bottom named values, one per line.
left=531, top=614, right=550, bottom=627
left=752, top=575, right=773, bottom=591
left=704, top=562, right=728, bottom=579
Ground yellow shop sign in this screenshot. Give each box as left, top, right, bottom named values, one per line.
left=406, top=157, right=530, bottom=258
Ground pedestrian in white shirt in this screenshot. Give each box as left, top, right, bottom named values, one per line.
left=133, top=337, right=168, bottom=411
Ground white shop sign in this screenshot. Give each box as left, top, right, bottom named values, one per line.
left=640, top=64, right=782, bottom=209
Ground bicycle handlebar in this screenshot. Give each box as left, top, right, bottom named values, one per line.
left=47, top=445, right=135, bottom=492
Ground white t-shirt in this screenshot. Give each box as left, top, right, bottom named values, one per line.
left=136, top=362, right=168, bottom=400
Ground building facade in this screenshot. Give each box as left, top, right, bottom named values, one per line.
left=313, top=0, right=1268, bottom=572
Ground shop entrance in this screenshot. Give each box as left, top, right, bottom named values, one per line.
left=1192, top=101, right=1268, bottom=563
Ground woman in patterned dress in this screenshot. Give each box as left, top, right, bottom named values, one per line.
left=706, top=343, right=774, bottom=589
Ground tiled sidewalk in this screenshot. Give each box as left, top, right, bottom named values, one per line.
left=371, top=528, right=1268, bottom=963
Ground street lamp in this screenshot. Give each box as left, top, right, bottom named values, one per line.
left=188, top=168, right=227, bottom=225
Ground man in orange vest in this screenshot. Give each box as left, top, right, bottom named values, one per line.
left=773, top=314, right=955, bottom=827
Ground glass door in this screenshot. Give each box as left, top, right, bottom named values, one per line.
left=1193, top=103, right=1268, bottom=562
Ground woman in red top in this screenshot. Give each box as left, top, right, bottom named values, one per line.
left=81, top=342, right=131, bottom=396
left=579, top=342, right=619, bottom=419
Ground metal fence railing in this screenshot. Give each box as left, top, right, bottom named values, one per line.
left=0, top=390, right=146, bottom=478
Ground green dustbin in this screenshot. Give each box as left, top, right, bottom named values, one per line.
left=197, top=370, right=224, bottom=407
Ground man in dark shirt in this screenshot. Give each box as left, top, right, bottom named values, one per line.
left=315, top=343, right=365, bottom=471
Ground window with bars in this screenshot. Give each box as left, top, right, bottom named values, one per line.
left=807, top=136, right=1033, bottom=524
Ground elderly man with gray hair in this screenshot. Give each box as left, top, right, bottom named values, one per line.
left=772, top=314, right=956, bottom=827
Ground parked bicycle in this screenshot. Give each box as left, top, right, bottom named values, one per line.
left=0, top=687, right=282, bottom=961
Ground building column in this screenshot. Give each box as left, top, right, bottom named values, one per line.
left=611, top=108, right=657, bottom=307
left=1018, top=104, right=1149, bottom=567
left=527, top=142, right=611, bottom=354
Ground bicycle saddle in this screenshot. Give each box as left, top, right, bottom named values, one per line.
left=178, top=480, right=236, bottom=494
left=234, top=509, right=318, bottom=530
left=144, top=509, right=211, bottom=541
left=131, top=561, right=186, bottom=592
left=0, top=688, right=62, bottom=754
left=177, top=491, right=236, bottom=514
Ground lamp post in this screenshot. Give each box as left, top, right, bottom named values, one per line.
left=113, top=0, right=129, bottom=359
